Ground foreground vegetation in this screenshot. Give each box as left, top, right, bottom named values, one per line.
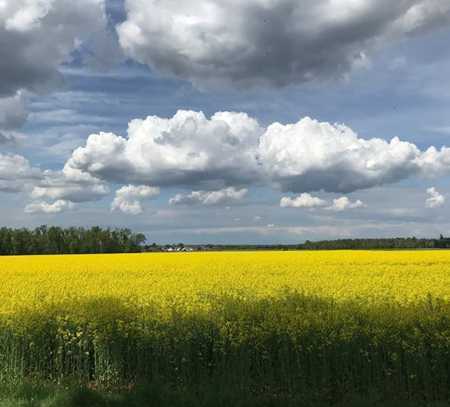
left=0, top=251, right=449, bottom=404
left=1, top=382, right=448, bottom=407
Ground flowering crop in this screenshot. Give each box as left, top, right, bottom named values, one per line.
left=1, top=250, right=449, bottom=313
left=0, top=250, right=449, bottom=400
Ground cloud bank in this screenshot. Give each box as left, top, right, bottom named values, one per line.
left=0, top=0, right=116, bottom=150
left=66, top=110, right=263, bottom=189
left=64, top=111, right=450, bottom=199
left=117, top=0, right=450, bottom=88
left=259, top=117, right=450, bottom=193
left=0, top=0, right=112, bottom=97
left=3, top=89, right=450, bottom=217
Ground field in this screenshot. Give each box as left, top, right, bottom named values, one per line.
left=0, top=251, right=449, bottom=404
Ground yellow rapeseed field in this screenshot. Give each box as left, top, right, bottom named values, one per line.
left=1, top=250, right=449, bottom=397
left=1, top=250, right=449, bottom=314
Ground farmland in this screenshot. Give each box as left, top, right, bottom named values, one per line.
left=0, top=251, right=449, bottom=404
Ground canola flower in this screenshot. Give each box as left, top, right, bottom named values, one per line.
left=0, top=250, right=449, bottom=399
left=0, top=250, right=449, bottom=314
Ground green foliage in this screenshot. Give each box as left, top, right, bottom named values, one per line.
left=0, top=381, right=448, bottom=407
left=0, top=226, right=146, bottom=255
left=298, top=237, right=450, bottom=250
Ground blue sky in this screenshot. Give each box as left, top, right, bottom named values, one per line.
left=1, top=0, right=450, bottom=244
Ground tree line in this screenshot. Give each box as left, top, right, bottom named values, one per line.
left=1, top=226, right=449, bottom=255
left=298, top=236, right=450, bottom=250
left=0, top=226, right=146, bottom=255
left=146, top=236, right=450, bottom=252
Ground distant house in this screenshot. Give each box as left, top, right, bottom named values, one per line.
left=161, top=245, right=193, bottom=252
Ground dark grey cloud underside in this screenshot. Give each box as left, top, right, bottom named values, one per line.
left=118, top=0, right=450, bottom=87
left=0, top=31, right=58, bottom=96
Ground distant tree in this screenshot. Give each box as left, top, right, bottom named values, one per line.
left=296, top=237, right=447, bottom=251
left=0, top=226, right=147, bottom=256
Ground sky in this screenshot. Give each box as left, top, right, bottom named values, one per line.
left=1, top=0, right=450, bottom=244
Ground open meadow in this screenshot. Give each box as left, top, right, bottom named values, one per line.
left=0, top=250, right=449, bottom=404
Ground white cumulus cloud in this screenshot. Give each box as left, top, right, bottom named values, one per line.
left=62, top=112, right=450, bottom=197
left=169, top=187, right=248, bottom=206
left=280, top=193, right=327, bottom=209
left=111, top=184, right=160, bottom=215
left=65, top=110, right=262, bottom=188
left=259, top=117, right=450, bottom=193
left=327, top=197, right=366, bottom=212
left=425, top=187, right=445, bottom=208
left=25, top=199, right=74, bottom=214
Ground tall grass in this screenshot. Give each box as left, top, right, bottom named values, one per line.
left=2, top=381, right=448, bottom=407
left=0, top=383, right=448, bottom=407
